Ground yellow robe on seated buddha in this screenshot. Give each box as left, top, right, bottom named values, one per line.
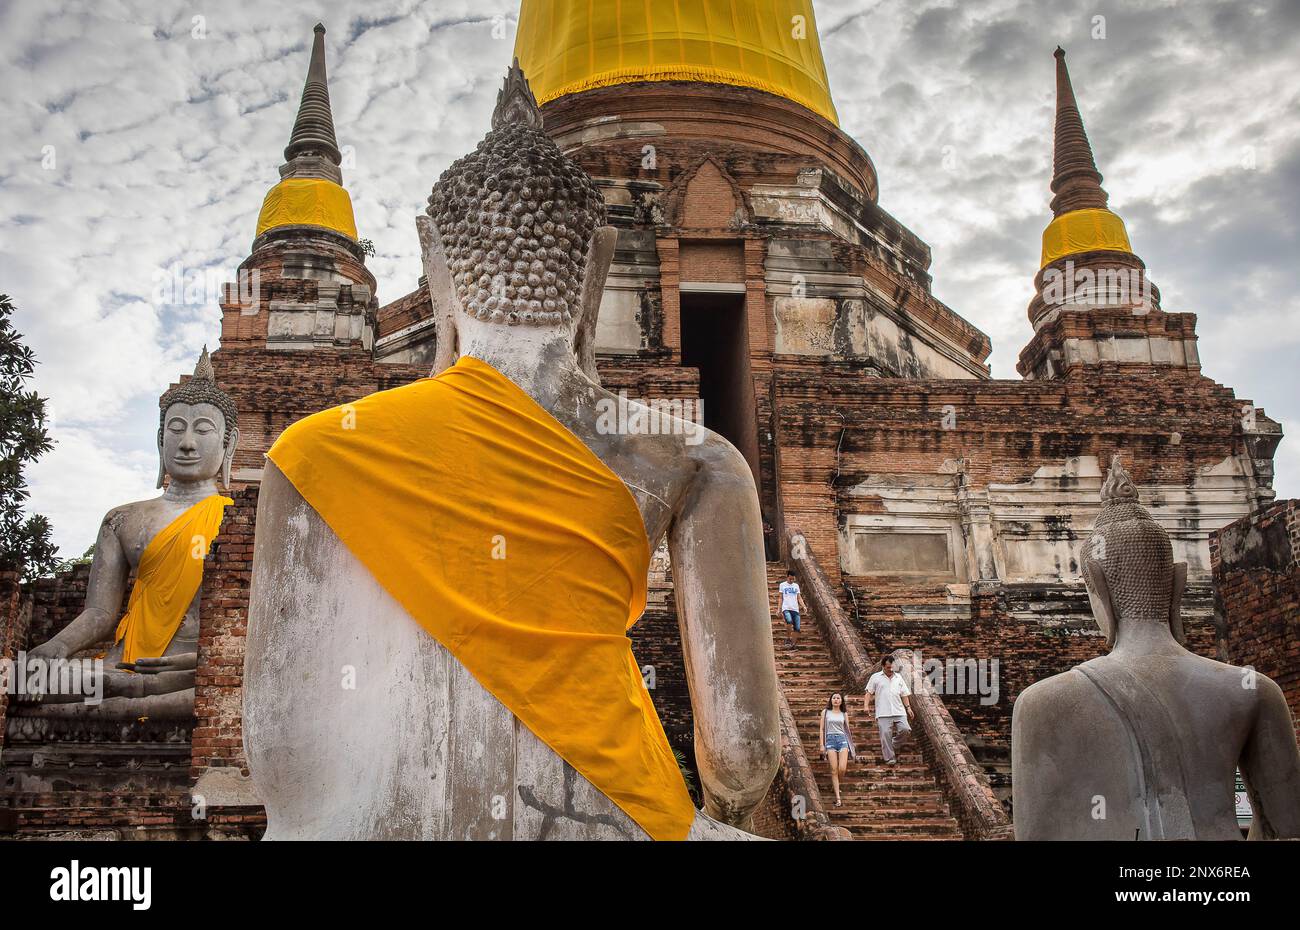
left=114, top=494, right=231, bottom=666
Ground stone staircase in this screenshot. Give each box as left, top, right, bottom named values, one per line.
left=768, top=566, right=963, bottom=840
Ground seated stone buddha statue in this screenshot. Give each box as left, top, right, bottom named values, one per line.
left=23, top=349, right=237, bottom=714
left=1012, top=456, right=1300, bottom=840
left=242, top=64, right=780, bottom=840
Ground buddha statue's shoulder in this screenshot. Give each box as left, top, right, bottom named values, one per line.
left=100, top=496, right=167, bottom=534
left=101, top=495, right=206, bottom=555
left=1014, top=666, right=1102, bottom=727
left=577, top=382, right=747, bottom=487
left=1018, top=665, right=1095, bottom=701
left=1176, top=650, right=1270, bottom=711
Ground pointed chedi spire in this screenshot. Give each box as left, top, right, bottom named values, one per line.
left=1020, top=47, right=1164, bottom=376
left=1049, top=47, right=1108, bottom=216
left=284, top=23, right=341, bottom=167
left=1035, top=48, right=1136, bottom=275
left=253, top=23, right=358, bottom=245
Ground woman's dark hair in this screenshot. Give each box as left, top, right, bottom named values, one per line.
left=825, top=692, right=845, bottom=713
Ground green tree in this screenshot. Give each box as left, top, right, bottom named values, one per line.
left=0, top=293, right=57, bottom=579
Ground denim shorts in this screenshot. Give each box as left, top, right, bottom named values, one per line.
left=824, top=733, right=848, bottom=752
left=782, top=609, right=801, bottom=632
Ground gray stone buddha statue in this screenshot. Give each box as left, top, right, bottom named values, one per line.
left=23, top=349, right=239, bottom=715
left=242, top=64, right=780, bottom=840
left=1012, top=455, right=1300, bottom=839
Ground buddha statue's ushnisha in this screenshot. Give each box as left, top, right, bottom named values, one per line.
left=24, top=348, right=237, bottom=710
left=1012, top=456, right=1300, bottom=839
left=243, top=63, right=779, bottom=840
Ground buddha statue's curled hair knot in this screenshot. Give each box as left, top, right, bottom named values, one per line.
left=158, top=346, right=239, bottom=445
left=425, top=60, right=606, bottom=327
left=1100, top=453, right=1139, bottom=503
left=1084, top=455, right=1174, bottom=624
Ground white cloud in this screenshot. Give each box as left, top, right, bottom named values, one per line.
left=2, top=0, right=1297, bottom=556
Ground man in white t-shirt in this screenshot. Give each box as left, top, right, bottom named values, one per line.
left=864, top=654, right=914, bottom=765
left=775, top=571, right=804, bottom=648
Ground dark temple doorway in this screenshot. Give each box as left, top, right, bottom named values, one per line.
left=678, top=290, right=762, bottom=496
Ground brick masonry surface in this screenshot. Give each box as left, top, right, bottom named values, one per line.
left=1213, top=499, right=1300, bottom=741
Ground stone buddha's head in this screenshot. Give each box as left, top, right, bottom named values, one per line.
left=421, top=60, right=613, bottom=378
left=1081, top=455, right=1186, bottom=647
left=157, top=347, right=240, bottom=489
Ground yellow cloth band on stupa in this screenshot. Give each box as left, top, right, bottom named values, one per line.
left=265, top=355, right=696, bottom=841
left=114, top=494, right=231, bottom=665
left=515, top=0, right=839, bottom=126
left=1040, top=208, right=1133, bottom=268
left=255, top=177, right=358, bottom=240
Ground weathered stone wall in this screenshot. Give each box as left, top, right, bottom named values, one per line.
left=0, top=571, right=28, bottom=768
left=188, top=485, right=265, bottom=837
left=190, top=488, right=257, bottom=781
left=775, top=365, right=1269, bottom=585
left=23, top=563, right=92, bottom=653
left=0, top=564, right=89, bottom=759
left=1212, top=499, right=1300, bottom=740
left=631, top=545, right=695, bottom=780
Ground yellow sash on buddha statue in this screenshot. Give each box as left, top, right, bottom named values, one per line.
left=114, top=494, right=232, bottom=665
left=266, top=355, right=696, bottom=841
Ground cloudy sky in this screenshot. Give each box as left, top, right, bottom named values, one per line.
left=2, top=0, right=1297, bottom=556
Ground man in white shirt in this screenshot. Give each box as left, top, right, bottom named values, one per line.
left=775, top=571, right=804, bottom=648
left=864, top=654, right=914, bottom=765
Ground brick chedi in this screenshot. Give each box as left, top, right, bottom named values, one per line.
left=222, top=24, right=376, bottom=358
left=1019, top=48, right=1190, bottom=380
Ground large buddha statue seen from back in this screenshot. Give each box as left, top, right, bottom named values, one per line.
left=242, top=64, right=780, bottom=840
left=1013, top=456, right=1300, bottom=840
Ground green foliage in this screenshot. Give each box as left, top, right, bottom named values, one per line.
left=358, top=237, right=376, bottom=258
left=0, top=293, right=58, bottom=579
left=673, top=747, right=699, bottom=803
left=50, top=544, right=94, bottom=576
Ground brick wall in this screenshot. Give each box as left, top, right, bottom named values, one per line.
left=191, top=486, right=258, bottom=783
left=1212, top=499, right=1300, bottom=739
left=0, top=565, right=91, bottom=759
left=187, top=485, right=265, bottom=837
left=24, top=563, right=92, bottom=652
left=0, top=571, right=26, bottom=760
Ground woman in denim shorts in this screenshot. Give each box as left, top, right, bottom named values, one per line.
left=819, top=691, right=857, bottom=807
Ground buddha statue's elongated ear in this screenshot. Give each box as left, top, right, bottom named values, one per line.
left=416, top=214, right=461, bottom=377
left=222, top=426, right=241, bottom=490
left=1169, top=561, right=1188, bottom=645
left=573, top=225, right=618, bottom=384
left=1082, top=557, right=1117, bottom=649
left=156, top=429, right=165, bottom=490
